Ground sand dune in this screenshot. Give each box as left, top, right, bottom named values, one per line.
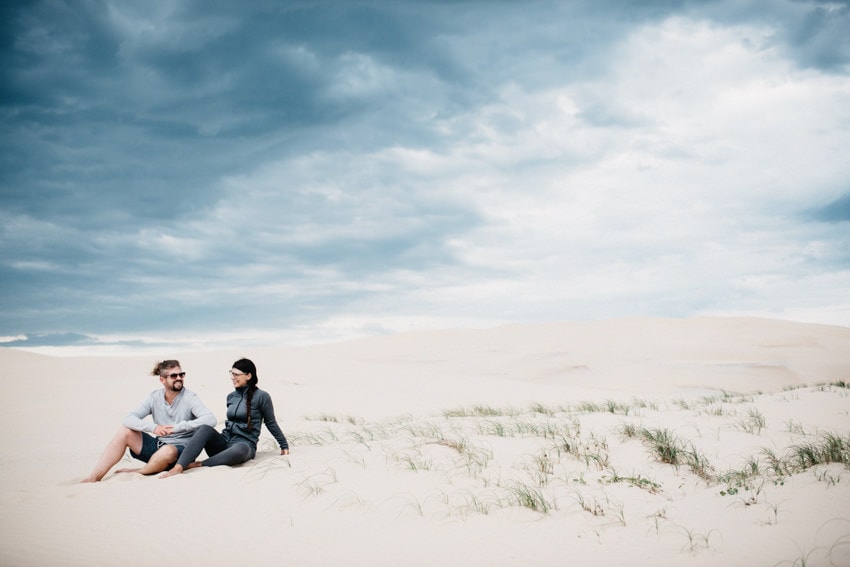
left=1, top=317, right=848, bottom=566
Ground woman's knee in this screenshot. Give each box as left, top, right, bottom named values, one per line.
left=189, top=424, right=217, bottom=445
left=233, top=443, right=254, bottom=463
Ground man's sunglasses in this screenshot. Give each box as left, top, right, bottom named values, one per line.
left=163, top=372, right=186, bottom=379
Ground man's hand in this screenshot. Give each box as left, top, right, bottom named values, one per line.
left=154, top=425, right=174, bottom=436
left=281, top=448, right=290, bottom=455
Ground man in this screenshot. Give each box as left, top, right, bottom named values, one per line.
left=81, top=359, right=216, bottom=482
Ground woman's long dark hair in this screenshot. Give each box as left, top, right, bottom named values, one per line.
left=233, top=358, right=259, bottom=430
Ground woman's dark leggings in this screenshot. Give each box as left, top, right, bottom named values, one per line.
left=176, top=425, right=255, bottom=469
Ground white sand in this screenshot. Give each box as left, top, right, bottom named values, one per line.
left=1, top=317, right=849, bottom=566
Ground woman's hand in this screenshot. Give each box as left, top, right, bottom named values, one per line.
left=281, top=448, right=289, bottom=455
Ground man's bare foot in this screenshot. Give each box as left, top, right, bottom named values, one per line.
left=159, top=464, right=184, bottom=479
left=114, top=467, right=142, bottom=474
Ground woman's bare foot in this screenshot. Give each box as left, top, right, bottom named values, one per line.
left=159, top=464, right=184, bottom=479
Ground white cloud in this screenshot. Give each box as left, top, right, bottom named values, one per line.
left=162, top=14, right=849, bottom=336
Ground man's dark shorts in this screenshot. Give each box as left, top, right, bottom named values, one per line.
left=130, top=434, right=186, bottom=468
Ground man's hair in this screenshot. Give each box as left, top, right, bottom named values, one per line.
left=151, top=360, right=181, bottom=376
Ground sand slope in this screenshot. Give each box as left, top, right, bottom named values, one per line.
left=1, top=317, right=848, bottom=566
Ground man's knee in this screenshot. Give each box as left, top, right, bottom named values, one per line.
left=116, top=426, right=143, bottom=453
left=152, top=444, right=178, bottom=464
left=115, top=426, right=137, bottom=441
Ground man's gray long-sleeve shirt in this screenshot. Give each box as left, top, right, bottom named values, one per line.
left=123, top=388, right=216, bottom=445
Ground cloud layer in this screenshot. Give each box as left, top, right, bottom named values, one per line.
left=2, top=0, right=849, bottom=350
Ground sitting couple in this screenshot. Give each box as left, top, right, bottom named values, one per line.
left=81, top=357, right=289, bottom=483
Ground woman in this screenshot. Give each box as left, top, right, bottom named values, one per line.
left=161, top=358, right=289, bottom=478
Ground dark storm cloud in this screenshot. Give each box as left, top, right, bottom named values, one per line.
left=810, top=193, right=850, bottom=223
left=694, top=0, right=850, bottom=71
left=786, top=1, right=850, bottom=71
left=1, top=1, right=479, bottom=225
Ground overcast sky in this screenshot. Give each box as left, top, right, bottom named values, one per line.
left=2, top=0, right=849, bottom=352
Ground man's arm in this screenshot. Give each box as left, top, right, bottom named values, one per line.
left=122, top=394, right=156, bottom=433
left=170, top=392, right=217, bottom=433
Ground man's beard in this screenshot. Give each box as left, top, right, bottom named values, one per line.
left=171, top=380, right=184, bottom=391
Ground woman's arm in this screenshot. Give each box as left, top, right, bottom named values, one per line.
left=257, top=390, right=289, bottom=453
